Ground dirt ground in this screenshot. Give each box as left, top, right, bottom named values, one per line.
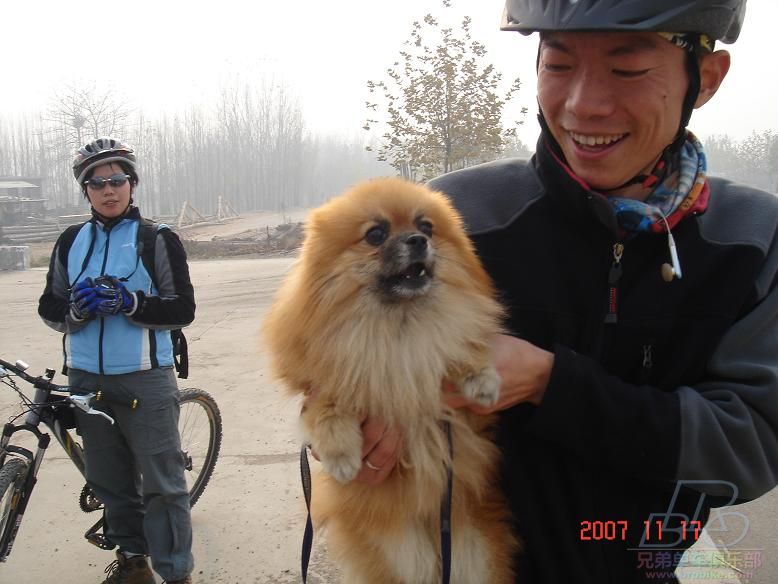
left=24, top=209, right=312, bottom=269
left=0, top=210, right=776, bottom=583
left=0, top=257, right=343, bottom=584
left=176, top=209, right=310, bottom=243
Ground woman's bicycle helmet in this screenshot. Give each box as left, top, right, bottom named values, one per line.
left=500, top=0, right=746, bottom=44
left=73, top=137, right=137, bottom=184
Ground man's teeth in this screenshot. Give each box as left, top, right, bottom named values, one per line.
left=569, top=132, right=625, bottom=146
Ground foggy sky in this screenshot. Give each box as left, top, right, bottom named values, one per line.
left=2, top=0, right=775, bottom=148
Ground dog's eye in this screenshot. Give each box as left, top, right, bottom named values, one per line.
left=365, top=225, right=388, bottom=246
left=417, top=220, right=433, bottom=237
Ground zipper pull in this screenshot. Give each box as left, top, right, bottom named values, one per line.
left=605, top=243, right=624, bottom=324
left=609, top=243, right=624, bottom=282
left=642, top=344, right=653, bottom=370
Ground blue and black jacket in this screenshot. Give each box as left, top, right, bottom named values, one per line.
left=39, top=206, right=195, bottom=375
left=429, top=135, right=778, bottom=584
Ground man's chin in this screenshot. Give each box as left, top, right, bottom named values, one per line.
left=568, top=163, right=636, bottom=193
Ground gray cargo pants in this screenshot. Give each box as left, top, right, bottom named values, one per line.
left=70, top=367, right=194, bottom=581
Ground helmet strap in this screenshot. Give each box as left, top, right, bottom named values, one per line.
left=678, top=40, right=702, bottom=134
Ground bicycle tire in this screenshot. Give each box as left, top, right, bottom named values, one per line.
left=178, top=388, right=222, bottom=507
left=0, top=458, right=30, bottom=561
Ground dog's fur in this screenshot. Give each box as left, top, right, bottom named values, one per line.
left=263, top=177, right=518, bottom=583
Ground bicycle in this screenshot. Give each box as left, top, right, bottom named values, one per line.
left=0, top=357, right=222, bottom=561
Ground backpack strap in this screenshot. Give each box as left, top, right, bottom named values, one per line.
left=136, top=218, right=189, bottom=379
left=137, top=217, right=161, bottom=284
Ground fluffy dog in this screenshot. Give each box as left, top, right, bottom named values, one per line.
left=263, top=177, right=517, bottom=583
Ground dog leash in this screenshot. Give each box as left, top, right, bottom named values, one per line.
left=440, top=420, right=453, bottom=584
left=300, top=444, right=314, bottom=583
left=298, top=425, right=454, bottom=584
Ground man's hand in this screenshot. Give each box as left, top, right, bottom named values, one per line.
left=304, top=389, right=402, bottom=487
left=353, top=417, right=402, bottom=486
left=445, top=334, right=554, bottom=414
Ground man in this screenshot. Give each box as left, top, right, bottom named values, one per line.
left=360, top=0, right=778, bottom=582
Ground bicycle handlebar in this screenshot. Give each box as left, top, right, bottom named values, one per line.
left=0, top=358, right=68, bottom=393
left=0, top=358, right=140, bottom=411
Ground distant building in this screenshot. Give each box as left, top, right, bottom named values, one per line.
left=0, top=177, right=47, bottom=225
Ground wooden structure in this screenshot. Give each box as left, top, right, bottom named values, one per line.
left=175, top=196, right=241, bottom=230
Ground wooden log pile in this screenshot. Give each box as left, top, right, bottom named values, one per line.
left=0, top=214, right=91, bottom=244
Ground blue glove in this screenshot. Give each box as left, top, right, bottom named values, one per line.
left=70, top=278, right=100, bottom=320
left=93, top=276, right=135, bottom=316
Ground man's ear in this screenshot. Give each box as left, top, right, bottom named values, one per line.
left=695, top=50, right=731, bottom=108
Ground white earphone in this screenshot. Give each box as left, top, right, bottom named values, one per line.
left=659, top=213, right=682, bottom=282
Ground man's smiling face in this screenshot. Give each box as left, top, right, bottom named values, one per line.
left=537, top=31, right=689, bottom=191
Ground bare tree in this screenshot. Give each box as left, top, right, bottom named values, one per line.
left=35, top=82, right=133, bottom=206
left=1, top=75, right=405, bottom=219
left=705, top=131, right=778, bottom=192
left=46, top=82, right=131, bottom=149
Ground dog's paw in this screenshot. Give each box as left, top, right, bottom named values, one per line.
left=321, top=450, right=363, bottom=484
left=314, top=416, right=363, bottom=484
left=459, top=365, right=501, bottom=407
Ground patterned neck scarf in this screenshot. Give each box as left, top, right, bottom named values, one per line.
left=607, top=131, right=709, bottom=235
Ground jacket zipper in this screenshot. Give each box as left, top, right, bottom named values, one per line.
left=636, top=343, right=655, bottom=384
left=98, top=227, right=112, bottom=375
left=604, top=242, right=624, bottom=324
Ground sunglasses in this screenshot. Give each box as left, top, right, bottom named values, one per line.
left=84, top=174, right=131, bottom=189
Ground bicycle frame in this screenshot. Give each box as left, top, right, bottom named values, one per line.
left=0, top=359, right=222, bottom=564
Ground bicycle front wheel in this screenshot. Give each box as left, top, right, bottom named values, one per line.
left=0, top=457, right=30, bottom=561
left=178, top=388, right=222, bottom=507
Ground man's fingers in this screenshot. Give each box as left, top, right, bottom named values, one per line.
left=443, top=388, right=496, bottom=415
left=307, top=413, right=402, bottom=486
left=355, top=459, right=395, bottom=485
left=442, top=379, right=459, bottom=394
left=352, top=422, right=402, bottom=486
left=356, top=431, right=402, bottom=485
left=364, top=426, right=401, bottom=470
left=360, top=417, right=389, bottom=458
left=443, top=391, right=472, bottom=409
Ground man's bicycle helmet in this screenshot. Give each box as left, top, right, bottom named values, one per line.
left=500, top=0, right=746, bottom=44
left=73, top=137, right=137, bottom=184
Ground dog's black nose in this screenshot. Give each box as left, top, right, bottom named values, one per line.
left=405, top=234, right=428, bottom=250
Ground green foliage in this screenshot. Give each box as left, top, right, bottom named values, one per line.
left=365, top=1, right=527, bottom=180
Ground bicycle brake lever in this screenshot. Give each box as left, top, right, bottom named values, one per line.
left=69, top=394, right=115, bottom=425
left=69, top=393, right=94, bottom=412
left=87, top=409, right=115, bottom=425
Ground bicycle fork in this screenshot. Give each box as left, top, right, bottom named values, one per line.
left=0, top=422, right=50, bottom=562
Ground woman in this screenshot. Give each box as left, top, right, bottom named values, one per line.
left=38, top=137, right=196, bottom=584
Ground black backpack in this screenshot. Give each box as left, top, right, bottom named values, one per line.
left=136, top=218, right=189, bottom=379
